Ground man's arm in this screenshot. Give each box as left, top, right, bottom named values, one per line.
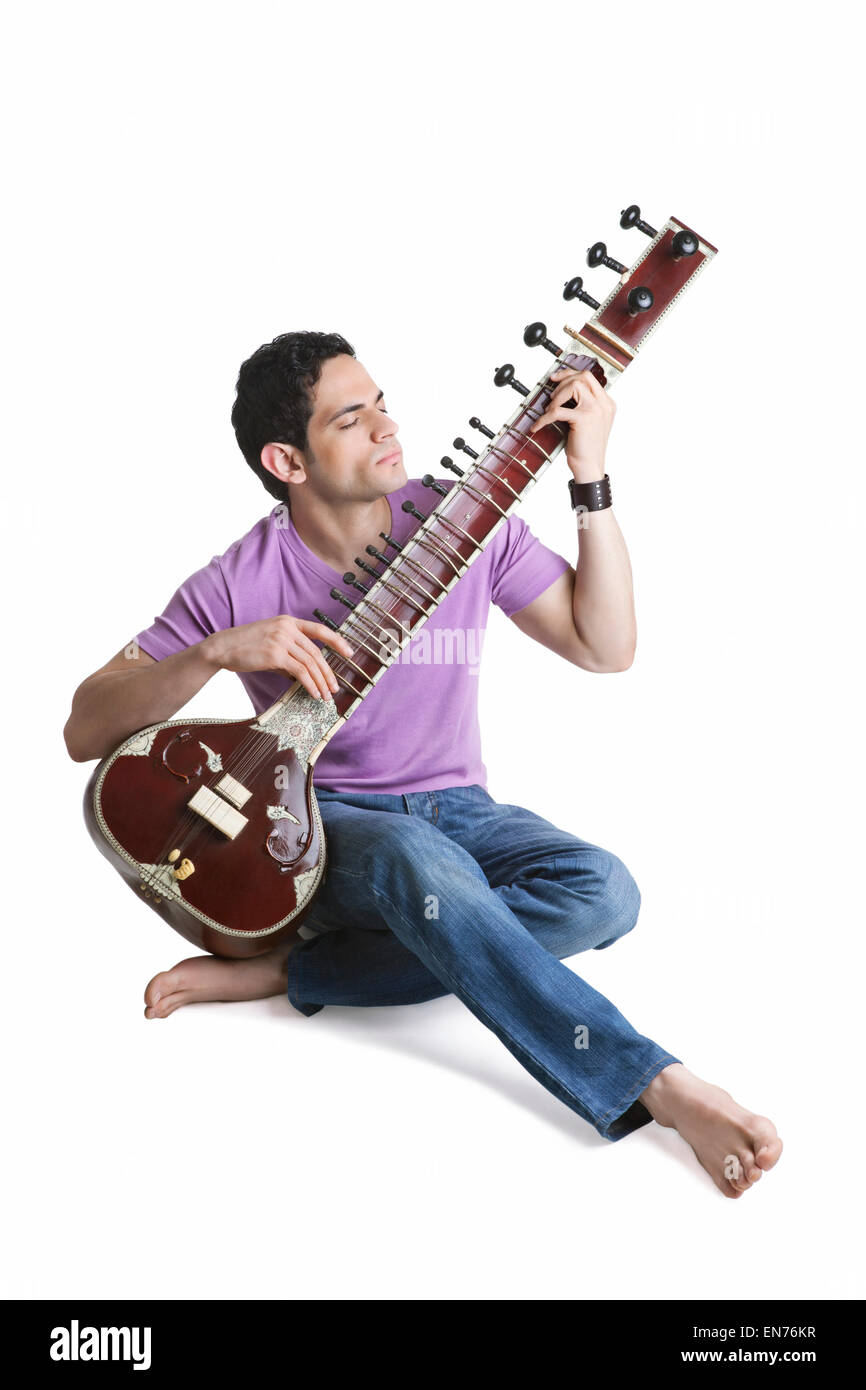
left=508, top=529, right=635, bottom=673
left=63, top=642, right=219, bottom=763
left=511, top=363, right=636, bottom=673
left=63, top=617, right=354, bottom=763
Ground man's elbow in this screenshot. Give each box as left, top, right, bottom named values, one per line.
left=579, top=642, right=636, bottom=673
left=63, top=709, right=103, bottom=763
left=612, top=637, right=638, bottom=671
left=64, top=718, right=91, bottom=762
left=594, top=657, right=635, bottom=673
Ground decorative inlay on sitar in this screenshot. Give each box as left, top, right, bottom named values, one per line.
left=84, top=208, right=717, bottom=957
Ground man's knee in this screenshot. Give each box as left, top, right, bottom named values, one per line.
left=593, top=852, right=641, bottom=947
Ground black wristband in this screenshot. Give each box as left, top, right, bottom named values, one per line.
left=569, top=473, right=612, bottom=512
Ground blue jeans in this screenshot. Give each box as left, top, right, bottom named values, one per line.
left=287, top=783, right=681, bottom=1141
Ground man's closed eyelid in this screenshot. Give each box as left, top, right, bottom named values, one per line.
left=340, top=407, right=389, bottom=431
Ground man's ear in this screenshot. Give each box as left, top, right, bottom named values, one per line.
left=260, top=442, right=307, bottom=489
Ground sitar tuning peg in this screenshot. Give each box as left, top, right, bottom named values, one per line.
left=523, top=322, right=562, bottom=356
left=469, top=416, right=495, bottom=440
left=453, top=436, right=479, bottom=460
left=402, top=500, right=428, bottom=522
left=422, top=474, right=449, bottom=496
left=313, top=607, right=341, bottom=632
left=587, top=242, right=627, bottom=275
left=329, top=587, right=357, bottom=611
left=620, top=204, right=657, bottom=238
left=671, top=228, right=699, bottom=259
left=343, top=572, right=368, bottom=594
left=378, top=532, right=403, bottom=553
left=493, top=363, right=529, bottom=396
left=563, top=276, right=600, bottom=310
left=440, top=455, right=465, bottom=478
left=626, top=286, right=654, bottom=316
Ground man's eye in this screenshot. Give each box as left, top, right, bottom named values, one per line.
left=339, top=407, right=388, bottom=431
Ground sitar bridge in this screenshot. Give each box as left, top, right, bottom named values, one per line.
left=215, top=772, right=252, bottom=808
left=188, top=785, right=249, bottom=839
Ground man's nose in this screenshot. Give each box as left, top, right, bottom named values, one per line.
left=374, top=410, right=398, bottom=436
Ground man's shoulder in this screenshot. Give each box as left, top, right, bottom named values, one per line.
left=210, top=505, right=285, bottom=572
left=158, top=508, right=286, bottom=616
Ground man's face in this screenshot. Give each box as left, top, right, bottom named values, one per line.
left=302, top=354, right=404, bottom=497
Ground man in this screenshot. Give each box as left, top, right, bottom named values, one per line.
left=64, top=330, right=782, bottom=1198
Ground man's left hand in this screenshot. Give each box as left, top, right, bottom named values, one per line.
left=528, top=366, right=616, bottom=483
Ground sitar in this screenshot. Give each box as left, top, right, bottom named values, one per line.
left=84, top=206, right=717, bottom=957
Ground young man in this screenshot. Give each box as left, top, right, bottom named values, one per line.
left=65, top=331, right=782, bottom=1198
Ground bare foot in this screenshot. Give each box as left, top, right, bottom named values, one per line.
left=144, top=937, right=299, bottom=1019
left=639, top=1063, right=783, bottom=1198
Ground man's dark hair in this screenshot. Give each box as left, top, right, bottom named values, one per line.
left=231, top=330, right=356, bottom=501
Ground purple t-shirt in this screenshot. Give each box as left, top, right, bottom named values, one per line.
left=134, top=476, right=571, bottom=794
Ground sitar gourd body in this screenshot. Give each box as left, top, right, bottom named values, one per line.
left=85, top=700, right=334, bottom=956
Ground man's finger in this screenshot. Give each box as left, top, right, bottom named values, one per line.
left=536, top=382, right=575, bottom=422
left=529, top=407, right=568, bottom=435
left=577, top=369, right=604, bottom=399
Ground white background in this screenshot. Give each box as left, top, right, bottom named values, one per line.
left=2, top=0, right=862, bottom=1301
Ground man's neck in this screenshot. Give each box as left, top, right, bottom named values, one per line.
left=288, top=490, right=393, bottom=575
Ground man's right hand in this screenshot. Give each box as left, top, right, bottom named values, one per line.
left=201, top=616, right=355, bottom=701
